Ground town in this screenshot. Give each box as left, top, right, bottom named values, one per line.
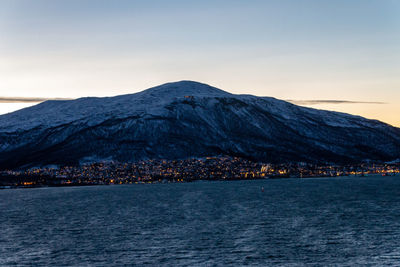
left=0, top=156, right=399, bottom=188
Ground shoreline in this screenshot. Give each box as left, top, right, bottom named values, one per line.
left=1, top=174, right=396, bottom=190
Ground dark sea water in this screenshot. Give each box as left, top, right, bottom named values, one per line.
left=1, top=176, right=400, bottom=266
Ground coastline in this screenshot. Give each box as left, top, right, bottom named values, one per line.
left=1, top=173, right=396, bottom=190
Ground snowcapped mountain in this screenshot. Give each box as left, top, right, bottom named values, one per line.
left=0, top=81, right=399, bottom=169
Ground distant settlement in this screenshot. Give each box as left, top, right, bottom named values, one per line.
left=0, top=156, right=399, bottom=188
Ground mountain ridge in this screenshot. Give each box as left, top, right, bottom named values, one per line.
left=0, top=81, right=399, bottom=169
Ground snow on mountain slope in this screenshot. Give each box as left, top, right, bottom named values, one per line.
left=0, top=81, right=231, bottom=132
left=0, top=80, right=399, bottom=169
left=0, top=81, right=383, bottom=132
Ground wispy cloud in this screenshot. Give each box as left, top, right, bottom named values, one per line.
left=0, top=97, right=73, bottom=103
left=0, top=96, right=387, bottom=106
left=287, top=100, right=387, bottom=105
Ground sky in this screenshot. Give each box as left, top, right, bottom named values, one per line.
left=0, top=0, right=399, bottom=126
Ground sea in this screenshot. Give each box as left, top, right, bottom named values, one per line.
left=1, top=175, right=400, bottom=266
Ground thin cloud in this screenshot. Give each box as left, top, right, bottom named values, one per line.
left=0, top=97, right=387, bottom=105
left=288, top=100, right=387, bottom=105
left=0, top=97, right=73, bottom=103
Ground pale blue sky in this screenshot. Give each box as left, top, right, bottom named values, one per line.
left=0, top=0, right=399, bottom=125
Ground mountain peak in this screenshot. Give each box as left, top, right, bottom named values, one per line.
left=140, top=80, right=231, bottom=98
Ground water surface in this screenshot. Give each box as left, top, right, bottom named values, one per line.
left=1, top=176, right=400, bottom=266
